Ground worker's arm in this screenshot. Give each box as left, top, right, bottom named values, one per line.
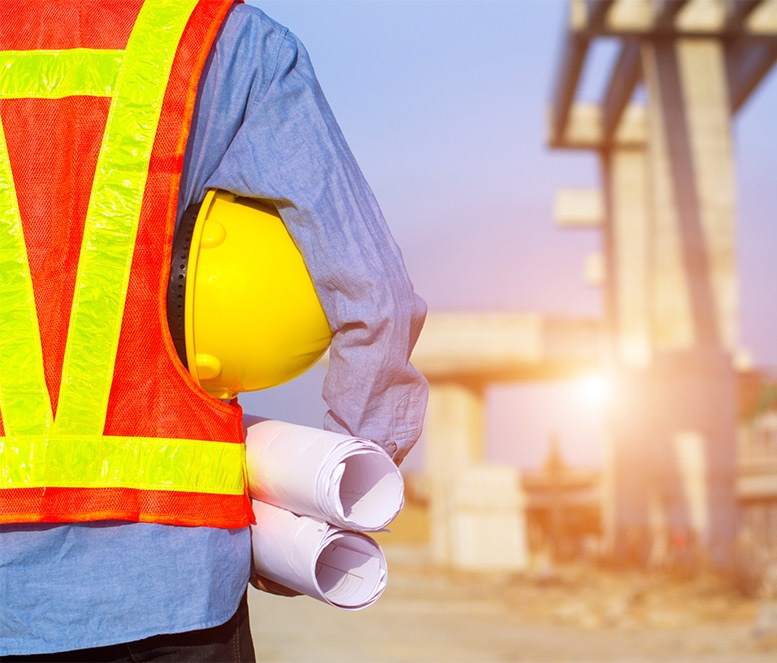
left=191, top=8, right=428, bottom=464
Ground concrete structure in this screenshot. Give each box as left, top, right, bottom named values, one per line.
left=449, top=464, right=529, bottom=571
left=548, top=0, right=777, bottom=563
left=406, top=0, right=777, bottom=572
left=410, top=313, right=603, bottom=569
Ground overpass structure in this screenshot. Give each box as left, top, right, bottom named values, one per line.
left=409, top=0, right=777, bottom=571
left=548, top=0, right=777, bottom=563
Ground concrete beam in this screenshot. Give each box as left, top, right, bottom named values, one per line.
left=578, top=25, right=777, bottom=38
left=410, top=313, right=604, bottom=384
left=573, top=0, right=777, bottom=37
left=549, top=1, right=642, bottom=148
left=726, top=0, right=762, bottom=31
left=549, top=31, right=591, bottom=147
left=602, top=40, right=642, bottom=142
left=586, top=0, right=617, bottom=29
left=596, top=0, right=690, bottom=33
left=554, top=188, right=605, bottom=228
left=606, top=0, right=656, bottom=32
left=746, top=0, right=777, bottom=33
left=549, top=3, right=766, bottom=149
left=546, top=0, right=599, bottom=147
left=562, top=104, right=602, bottom=148
left=615, top=104, right=648, bottom=144
left=551, top=0, right=774, bottom=147
left=675, top=0, right=727, bottom=33
left=658, top=0, right=693, bottom=30
left=598, top=2, right=686, bottom=142
left=727, top=39, right=777, bottom=111
left=553, top=102, right=646, bottom=150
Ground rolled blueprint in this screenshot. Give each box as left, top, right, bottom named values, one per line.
left=245, top=418, right=404, bottom=531
left=251, top=500, right=387, bottom=610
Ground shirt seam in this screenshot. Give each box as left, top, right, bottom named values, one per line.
left=249, top=25, right=290, bottom=114
left=224, top=4, right=290, bottom=113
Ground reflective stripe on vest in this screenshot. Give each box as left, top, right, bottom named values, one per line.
left=0, top=0, right=245, bottom=498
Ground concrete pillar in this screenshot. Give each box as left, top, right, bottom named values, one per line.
left=601, top=146, right=651, bottom=369
left=641, top=37, right=737, bottom=353
left=424, top=382, right=484, bottom=565
left=598, top=37, right=740, bottom=563
left=604, top=366, right=654, bottom=563
left=648, top=352, right=739, bottom=563
left=600, top=142, right=652, bottom=559
left=636, top=37, right=739, bottom=561
left=423, top=381, right=529, bottom=571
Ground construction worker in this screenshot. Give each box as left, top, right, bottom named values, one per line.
left=0, top=1, right=427, bottom=661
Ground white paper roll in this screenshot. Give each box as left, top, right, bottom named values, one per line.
left=245, top=418, right=404, bottom=531
left=251, top=500, right=387, bottom=610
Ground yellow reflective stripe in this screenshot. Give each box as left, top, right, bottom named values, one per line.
left=55, top=0, right=199, bottom=435
left=0, top=119, right=53, bottom=436
left=0, top=49, right=123, bottom=99
left=0, top=435, right=246, bottom=495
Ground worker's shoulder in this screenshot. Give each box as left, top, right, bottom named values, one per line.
left=222, top=3, right=291, bottom=40
left=219, top=3, right=311, bottom=69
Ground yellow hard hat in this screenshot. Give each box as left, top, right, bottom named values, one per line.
left=168, top=190, right=332, bottom=400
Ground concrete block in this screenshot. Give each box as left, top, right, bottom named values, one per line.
left=554, top=188, right=604, bottom=228
left=450, top=464, right=528, bottom=571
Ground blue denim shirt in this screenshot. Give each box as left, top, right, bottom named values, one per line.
left=0, top=5, right=427, bottom=655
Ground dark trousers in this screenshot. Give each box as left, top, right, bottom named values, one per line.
left=1, top=593, right=256, bottom=663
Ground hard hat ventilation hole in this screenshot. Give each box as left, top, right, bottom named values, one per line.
left=167, top=200, right=202, bottom=369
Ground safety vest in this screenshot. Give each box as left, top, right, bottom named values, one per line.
left=0, top=0, right=252, bottom=528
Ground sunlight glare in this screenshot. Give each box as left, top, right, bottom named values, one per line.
left=577, top=373, right=612, bottom=409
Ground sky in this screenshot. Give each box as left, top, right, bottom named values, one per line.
left=239, top=0, right=777, bottom=472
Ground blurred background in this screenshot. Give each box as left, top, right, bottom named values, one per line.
left=240, top=1, right=777, bottom=661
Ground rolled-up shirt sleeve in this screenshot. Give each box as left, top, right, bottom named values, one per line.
left=199, top=16, right=428, bottom=463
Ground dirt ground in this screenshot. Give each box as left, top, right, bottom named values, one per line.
left=248, top=544, right=777, bottom=663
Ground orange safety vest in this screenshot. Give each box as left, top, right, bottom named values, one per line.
left=0, top=0, right=252, bottom=528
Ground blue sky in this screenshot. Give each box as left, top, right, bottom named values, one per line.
left=241, top=1, right=777, bottom=470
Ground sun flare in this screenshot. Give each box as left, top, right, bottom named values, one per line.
left=577, top=373, right=612, bottom=409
